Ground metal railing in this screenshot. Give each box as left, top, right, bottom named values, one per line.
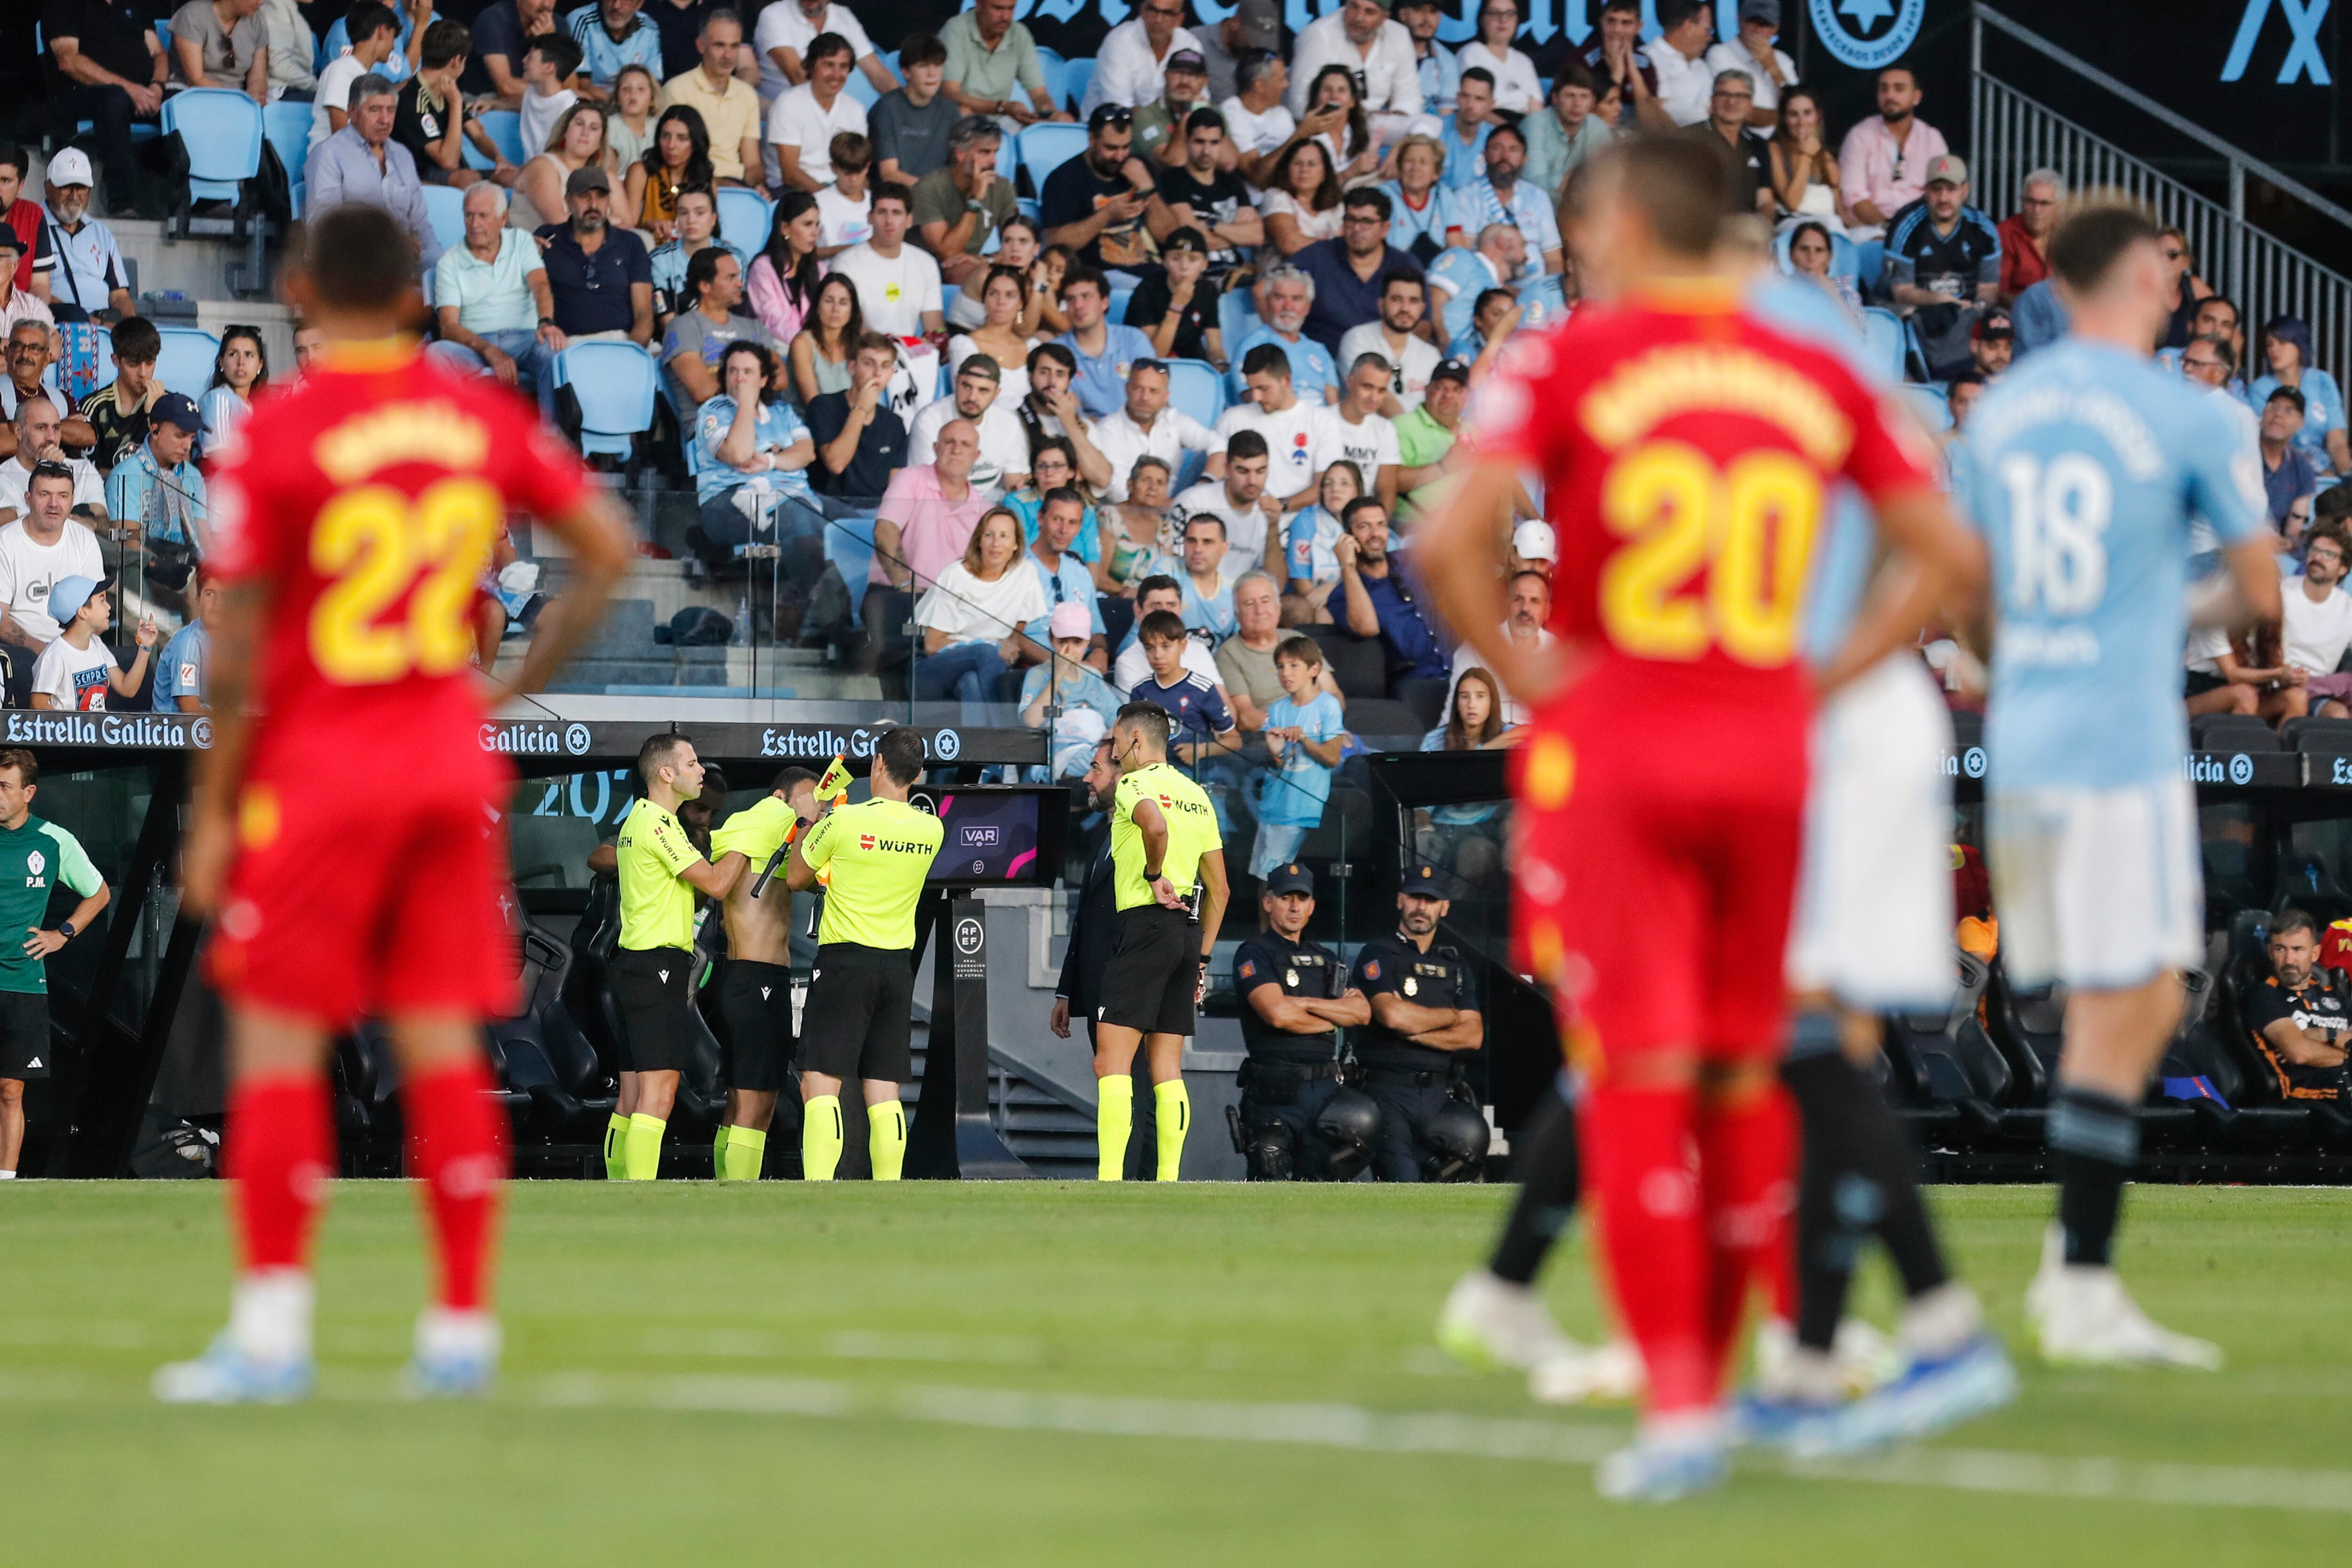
left=1970, top=3, right=2352, bottom=379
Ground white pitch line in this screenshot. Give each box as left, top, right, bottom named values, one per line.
left=524, top=1372, right=2352, bottom=1514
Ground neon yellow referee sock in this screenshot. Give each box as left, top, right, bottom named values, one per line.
left=803, top=1096, right=843, bottom=1181
left=604, top=1113, right=630, bottom=1181
left=722, top=1126, right=767, bottom=1182
left=1097, top=1075, right=1132, bottom=1182
left=868, top=1101, right=906, bottom=1181
left=1153, top=1080, right=1190, bottom=1182
left=623, top=1113, right=666, bottom=1180
left=713, top=1125, right=732, bottom=1178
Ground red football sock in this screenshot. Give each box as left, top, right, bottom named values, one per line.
left=1697, top=1080, right=1797, bottom=1386
left=400, top=1058, right=509, bottom=1312
left=1579, top=1082, right=1713, bottom=1415
left=228, top=1071, right=333, bottom=1275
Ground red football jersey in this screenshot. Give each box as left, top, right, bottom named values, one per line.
left=1476, top=284, right=1935, bottom=702
left=206, top=345, right=591, bottom=779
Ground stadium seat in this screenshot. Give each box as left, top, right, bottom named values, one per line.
left=153, top=326, right=221, bottom=398
left=824, top=514, right=879, bottom=627
left=995, top=133, right=1017, bottom=184
left=1034, top=46, right=1067, bottom=111
left=847, top=72, right=881, bottom=108
left=1901, top=382, right=1950, bottom=433
left=1854, top=238, right=1885, bottom=291
left=261, top=101, right=312, bottom=215
left=1862, top=308, right=1906, bottom=382
left=1218, top=288, right=1261, bottom=358
left=160, top=88, right=264, bottom=204
left=715, top=186, right=774, bottom=252
left=1333, top=699, right=1423, bottom=745
left=1163, top=358, right=1224, bottom=426
left=1062, top=58, right=1096, bottom=116
left=554, top=342, right=659, bottom=464
left=1107, top=287, right=1134, bottom=328
left=422, top=183, right=468, bottom=254
left=1017, top=123, right=1088, bottom=197
left=2190, top=713, right=2284, bottom=752
left=475, top=110, right=526, bottom=167
left=1303, top=623, right=1386, bottom=700
left=1882, top=950, right=2038, bottom=1147
left=2280, top=716, right=2352, bottom=757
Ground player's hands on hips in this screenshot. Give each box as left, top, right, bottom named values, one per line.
left=180, top=808, right=234, bottom=919
left=21, top=926, right=64, bottom=959
left=1151, top=874, right=1187, bottom=911
left=1049, top=996, right=1071, bottom=1038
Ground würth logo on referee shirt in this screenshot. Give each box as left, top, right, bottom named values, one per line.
left=860, top=834, right=877, bottom=850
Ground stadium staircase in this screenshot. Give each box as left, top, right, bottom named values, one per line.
left=1970, top=3, right=2352, bottom=375
left=903, top=1009, right=1103, bottom=1181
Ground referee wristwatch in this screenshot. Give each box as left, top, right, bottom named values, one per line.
left=57, top=921, right=76, bottom=941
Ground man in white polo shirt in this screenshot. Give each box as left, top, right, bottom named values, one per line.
left=1089, top=360, right=1216, bottom=503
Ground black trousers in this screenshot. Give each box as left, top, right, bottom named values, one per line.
left=1365, top=1071, right=1453, bottom=1183
left=56, top=84, right=145, bottom=218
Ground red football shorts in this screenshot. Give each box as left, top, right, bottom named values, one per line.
left=207, top=757, right=519, bottom=1028
left=1510, top=669, right=1809, bottom=1067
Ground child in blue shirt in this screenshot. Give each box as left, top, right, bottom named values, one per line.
left=1252, top=634, right=1348, bottom=877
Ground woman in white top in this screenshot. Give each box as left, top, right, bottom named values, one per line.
left=947, top=265, right=1036, bottom=408
left=1263, top=139, right=1345, bottom=256
left=1303, top=66, right=1381, bottom=186
left=1767, top=88, right=1855, bottom=234
left=198, top=326, right=267, bottom=460
left=948, top=214, right=1040, bottom=331
left=515, top=102, right=613, bottom=231
left=912, top=507, right=1049, bottom=717
left=1459, top=2, right=1542, bottom=117
left=605, top=64, right=658, bottom=173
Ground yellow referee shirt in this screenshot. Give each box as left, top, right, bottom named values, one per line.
left=710, top=794, right=797, bottom=867
left=1111, top=762, right=1223, bottom=912
left=616, top=797, right=702, bottom=952
left=797, top=797, right=943, bottom=949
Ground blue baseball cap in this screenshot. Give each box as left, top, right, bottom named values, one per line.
left=1266, top=862, right=1315, bottom=896
left=48, top=575, right=106, bottom=625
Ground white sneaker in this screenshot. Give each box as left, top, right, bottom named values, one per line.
left=1595, top=1412, right=1729, bottom=1502
left=1528, top=1336, right=1645, bottom=1405
left=1435, top=1270, right=1574, bottom=1372
left=1753, top=1317, right=1902, bottom=1398
left=2023, top=1221, right=2067, bottom=1323
left=2032, top=1266, right=2223, bottom=1371
left=403, top=1307, right=502, bottom=1398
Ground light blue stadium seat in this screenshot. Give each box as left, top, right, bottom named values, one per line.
left=1163, top=358, right=1225, bottom=427
left=1217, top=288, right=1261, bottom=356
left=1862, top=307, right=1906, bottom=382
left=475, top=110, right=526, bottom=167
left=1061, top=58, right=1095, bottom=117
left=824, top=514, right=878, bottom=626
left=995, top=133, right=1017, bottom=183
left=154, top=327, right=222, bottom=399
left=1855, top=238, right=1885, bottom=288
left=1033, top=47, right=1066, bottom=112
left=1771, top=225, right=1859, bottom=280
left=554, top=342, right=658, bottom=463
left=1107, top=287, right=1134, bottom=327
left=879, top=50, right=900, bottom=76
left=1902, top=382, right=1952, bottom=433
left=422, top=183, right=468, bottom=253
left=846, top=72, right=880, bottom=109
left=1017, top=122, right=1088, bottom=196
left=715, top=187, right=774, bottom=252
left=160, top=89, right=263, bottom=204
left=261, top=101, right=313, bottom=216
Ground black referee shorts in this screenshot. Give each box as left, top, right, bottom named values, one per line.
left=798, top=943, right=914, bottom=1084
left=1097, top=905, right=1198, bottom=1038
left=608, top=946, right=697, bottom=1074
left=717, top=958, right=795, bottom=1093
left=0, top=991, right=50, bottom=1079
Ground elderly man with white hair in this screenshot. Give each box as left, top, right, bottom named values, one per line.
left=429, top=182, right=564, bottom=392
left=304, top=71, right=443, bottom=265
left=1997, top=167, right=2063, bottom=308
left=1226, top=264, right=1339, bottom=405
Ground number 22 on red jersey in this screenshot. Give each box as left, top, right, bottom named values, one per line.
left=1478, top=316, right=1935, bottom=671
left=206, top=368, right=590, bottom=693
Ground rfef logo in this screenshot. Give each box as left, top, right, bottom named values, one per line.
left=1808, top=0, right=1924, bottom=70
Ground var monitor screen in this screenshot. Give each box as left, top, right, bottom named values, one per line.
left=907, top=786, right=1063, bottom=887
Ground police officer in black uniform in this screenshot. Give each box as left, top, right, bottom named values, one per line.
left=1049, top=737, right=1156, bottom=1177
left=1232, top=863, right=1374, bottom=1179
left=1350, top=865, right=1490, bottom=1182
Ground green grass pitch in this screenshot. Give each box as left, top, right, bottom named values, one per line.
left=4, top=1182, right=2350, bottom=1564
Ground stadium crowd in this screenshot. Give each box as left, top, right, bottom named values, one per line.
left=7, top=0, right=2350, bottom=858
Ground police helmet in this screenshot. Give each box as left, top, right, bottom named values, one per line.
left=1421, top=1100, right=1492, bottom=1183
left=1314, top=1087, right=1382, bottom=1181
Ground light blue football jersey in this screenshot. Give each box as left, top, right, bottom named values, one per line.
left=1954, top=337, right=2268, bottom=790
left=1745, top=277, right=1887, bottom=669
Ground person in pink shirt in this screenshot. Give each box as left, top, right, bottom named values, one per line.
left=1836, top=64, right=1947, bottom=235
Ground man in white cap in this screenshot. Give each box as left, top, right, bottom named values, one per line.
left=40, top=151, right=135, bottom=323
left=1507, top=518, right=1554, bottom=577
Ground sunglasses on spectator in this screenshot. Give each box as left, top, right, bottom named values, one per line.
left=1095, top=108, right=1134, bottom=126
